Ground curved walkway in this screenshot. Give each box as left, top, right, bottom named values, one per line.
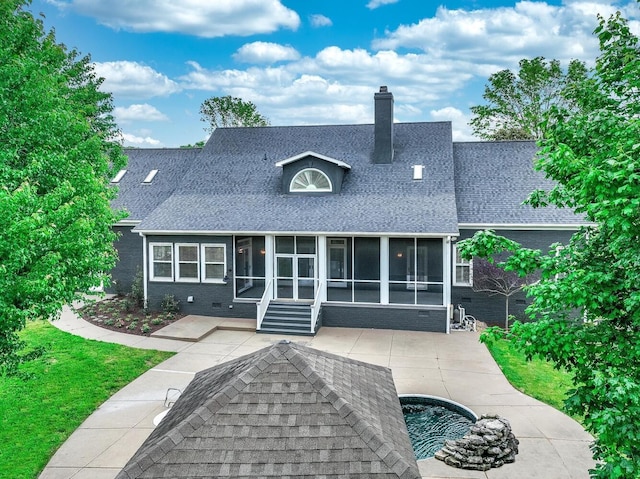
left=39, top=307, right=594, bottom=479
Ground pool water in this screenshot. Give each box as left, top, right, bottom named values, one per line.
left=400, top=395, right=476, bottom=460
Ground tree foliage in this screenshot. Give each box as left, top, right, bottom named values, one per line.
left=472, top=258, right=537, bottom=330
left=459, top=10, right=640, bottom=478
left=0, top=0, right=126, bottom=375
left=470, top=57, right=588, bottom=140
left=199, top=95, right=270, bottom=132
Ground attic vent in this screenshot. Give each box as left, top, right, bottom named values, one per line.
left=412, top=165, right=424, bottom=180
left=111, top=169, right=127, bottom=183
left=142, top=169, right=158, bottom=184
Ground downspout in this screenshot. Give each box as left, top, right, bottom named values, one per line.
left=141, top=233, right=148, bottom=308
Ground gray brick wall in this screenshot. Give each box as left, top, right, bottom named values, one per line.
left=322, top=305, right=447, bottom=332
left=108, top=226, right=143, bottom=295
left=452, top=228, right=575, bottom=327
left=145, top=234, right=257, bottom=318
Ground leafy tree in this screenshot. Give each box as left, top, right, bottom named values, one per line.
left=0, top=0, right=126, bottom=375
left=180, top=140, right=205, bottom=149
left=200, top=95, right=270, bottom=132
left=471, top=258, right=537, bottom=331
left=470, top=57, right=588, bottom=140
left=459, top=10, right=640, bottom=478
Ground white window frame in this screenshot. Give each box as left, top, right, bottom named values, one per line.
left=110, top=169, right=127, bottom=183
left=289, top=168, right=332, bottom=193
left=142, top=169, right=158, bottom=184
left=453, top=244, right=473, bottom=287
left=175, top=243, right=200, bottom=282
left=201, top=243, right=227, bottom=283
left=149, top=242, right=174, bottom=282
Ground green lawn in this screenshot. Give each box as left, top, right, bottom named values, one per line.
left=0, top=321, right=174, bottom=479
left=485, top=338, right=575, bottom=415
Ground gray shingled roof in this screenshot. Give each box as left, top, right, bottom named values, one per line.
left=135, top=122, right=459, bottom=234
left=453, top=141, right=582, bottom=225
left=116, top=341, right=421, bottom=479
left=111, top=148, right=200, bottom=221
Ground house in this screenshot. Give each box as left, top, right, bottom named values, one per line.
left=116, top=340, right=421, bottom=479
left=109, top=87, right=581, bottom=334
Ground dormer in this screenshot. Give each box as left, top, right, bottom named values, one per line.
left=275, top=151, right=351, bottom=195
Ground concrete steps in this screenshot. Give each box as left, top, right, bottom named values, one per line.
left=259, top=302, right=316, bottom=336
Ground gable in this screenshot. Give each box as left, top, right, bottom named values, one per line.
left=276, top=151, right=351, bottom=195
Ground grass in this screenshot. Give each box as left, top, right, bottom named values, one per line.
left=0, top=321, right=174, bottom=479
left=485, top=338, right=575, bottom=415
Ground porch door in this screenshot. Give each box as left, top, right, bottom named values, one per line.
left=274, top=236, right=316, bottom=301
left=275, top=255, right=316, bottom=300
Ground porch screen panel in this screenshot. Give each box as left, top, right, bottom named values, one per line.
left=275, top=236, right=294, bottom=254
left=327, top=237, right=352, bottom=302
left=354, top=237, right=380, bottom=280
left=234, top=236, right=266, bottom=299
left=353, top=237, right=380, bottom=303
left=296, top=236, right=316, bottom=254
left=389, top=238, right=444, bottom=305
left=389, top=238, right=414, bottom=304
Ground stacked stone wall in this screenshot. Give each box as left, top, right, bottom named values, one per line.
left=435, top=414, right=519, bottom=471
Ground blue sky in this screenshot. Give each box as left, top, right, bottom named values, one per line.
left=31, top=0, right=640, bottom=147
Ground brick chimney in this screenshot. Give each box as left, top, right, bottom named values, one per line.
left=373, top=86, right=394, bottom=164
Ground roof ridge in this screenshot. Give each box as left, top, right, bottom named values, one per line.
left=280, top=342, right=421, bottom=479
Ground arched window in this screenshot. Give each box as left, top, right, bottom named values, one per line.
left=289, top=168, right=332, bottom=192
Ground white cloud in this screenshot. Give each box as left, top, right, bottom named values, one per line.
left=114, top=104, right=169, bottom=123
left=233, top=42, right=300, bottom=64
left=94, top=61, right=180, bottom=99
left=371, top=1, right=639, bottom=68
left=52, top=0, right=300, bottom=37
left=366, top=0, right=399, bottom=10
left=120, top=132, right=162, bottom=147
left=309, top=14, right=332, bottom=27
left=430, top=107, right=476, bottom=141
left=78, top=0, right=640, bottom=145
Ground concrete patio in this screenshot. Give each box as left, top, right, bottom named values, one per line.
left=39, top=307, right=594, bottom=479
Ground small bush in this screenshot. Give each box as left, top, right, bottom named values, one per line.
left=151, top=318, right=164, bottom=326
left=122, top=296, right=135, bottom=312
left=141, top=323, right=151, bottom=334
left=128, top=268, right=145, bottom=308
left=161, top=294, right=180, bottom=314
left=126, top=322, right=138, bottom=331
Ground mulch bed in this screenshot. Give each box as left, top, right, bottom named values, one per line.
left=77, top=296, right=186, bottom=336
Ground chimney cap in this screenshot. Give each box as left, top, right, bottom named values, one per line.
left=379, top=85, right=388, bottom=93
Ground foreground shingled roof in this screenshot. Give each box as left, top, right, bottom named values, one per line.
left=117, top=341, right=421, bottom=479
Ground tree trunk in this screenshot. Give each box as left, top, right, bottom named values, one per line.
left=505, top=295, right=510, bottom=332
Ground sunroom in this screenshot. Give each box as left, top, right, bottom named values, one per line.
left=230, top=234, right=452, bottom=313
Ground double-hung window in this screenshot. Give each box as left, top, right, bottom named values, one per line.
left=201, top=244, right=226, bottom=282
left=176, top=244, right=199, bottom=282
left=150, top=243, right=173, bottom=281
left=453, top=245, right=473, bottom=286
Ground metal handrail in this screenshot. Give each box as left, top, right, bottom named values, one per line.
left=256, top=280, right=273, bottom=330
left=310, top=280, right=323, bottom=333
